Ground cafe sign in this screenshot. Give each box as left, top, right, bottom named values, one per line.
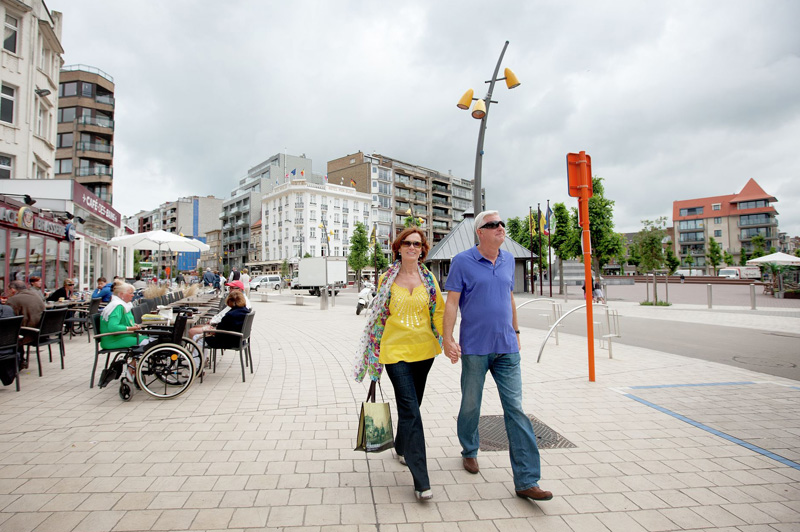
left=72, top=181, right=121, bottom=228
left=0, top=203, right=68, bottom=239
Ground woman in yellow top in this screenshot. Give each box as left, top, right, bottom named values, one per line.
left=356, top=226, right=444, bottom=501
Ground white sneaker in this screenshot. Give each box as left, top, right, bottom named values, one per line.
left=415, top=489, right=432, bottom=501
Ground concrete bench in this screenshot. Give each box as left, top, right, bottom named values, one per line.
left=295, top=295, right=305, bottom=306
left=257, top=292, right=269, bottom=302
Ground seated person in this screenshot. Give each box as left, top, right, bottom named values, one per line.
left=99, top=283, right=148, bottom=350
left=47, top=279, right=75, bottom=302
left=188, top=280, right=251, bottom=339
left=191, top=290, right=251, bottom=369
left=91, top=277, right=114, bottom=303
left=28, top=276, right=46, bottom=300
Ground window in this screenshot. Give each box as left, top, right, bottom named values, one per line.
left=679, top=207, right=703, bottom=216
left=714, top=217, right=722, bottom=224
left=57, top=133, right=73, bottom=148
left=59, top=82, right=78, bottom=98
left=4, top=15, right=18, bottom=54
left=55, top=158, right=72, bottom=174
left=678, top=219, right=704, bottom=230
left=1, top=84, right=15, bottom=124
left=714, top=230, right=722, bottom=237
left=36, top=104, right=48, bottom=137
left=58, top=107, right=76, bottom=123
left=310, top=227, right=316, bottom=238
left=378, top=182, right=392, bottom=195
left=334, top=230, right=340, bottom=240
left=738, top=200, right=768, bottom=210
left=0, top=155, right=11, bottom=179
left=712, top=203, right=721, bottom=211
left=81, top=83, right=93, bottom=98
left=379, top=196, right=391, bottom=209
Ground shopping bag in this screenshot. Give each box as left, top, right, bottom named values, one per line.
left=355, top=380, right=395, bottom=453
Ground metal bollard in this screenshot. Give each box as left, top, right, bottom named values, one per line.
left=564, top=284, right=568, bottom=303
left=707, top=284, right=712, bottom=309
left=750, top=283, right=756, bottom=310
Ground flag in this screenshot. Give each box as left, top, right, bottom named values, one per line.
left=291, top=169, right=297, bottom=176
left=543, top=207, right=552, bottom=236
left=301, top=170, right=305, bottom=177
left=350, top=179, right=356, bottom=187
left=323, top=174, right=328, bottom=182
left=369, top=224, right=376, bottom=245
left=539, top=211, right=547, bottom=236
left=529, top=213, right=536, bottom=236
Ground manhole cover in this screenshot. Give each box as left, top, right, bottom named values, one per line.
left=732, top=356, right=797, bottom=368
left=473, top=415, right=576, bottom=451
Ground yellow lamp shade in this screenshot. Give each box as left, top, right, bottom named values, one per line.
left=457, top=89, right=474, bottom=110
left=471, top=98, right=487, bottom=119
left=504, top=68, right=520, bottom=89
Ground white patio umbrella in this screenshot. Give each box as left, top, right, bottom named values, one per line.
left=109, top=230, right=210, bottom=277
left=746, top=252, right=800, bottom=266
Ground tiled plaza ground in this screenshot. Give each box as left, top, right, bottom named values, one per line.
left=0, top=289, right=798, bottom=531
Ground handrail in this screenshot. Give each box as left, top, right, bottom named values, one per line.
left=537, top=303, right=609, bottom=363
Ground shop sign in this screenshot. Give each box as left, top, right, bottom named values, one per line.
left=72, top=181, right=121, bottom=228
left=0, top=203, right=68, bottom=238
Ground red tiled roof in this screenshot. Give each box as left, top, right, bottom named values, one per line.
left=673, top=179, right=777, bottom=220
left=730, top=178, right=777, bottom=203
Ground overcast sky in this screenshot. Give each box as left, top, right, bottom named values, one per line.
left=49, top=0, right=800, bottom=238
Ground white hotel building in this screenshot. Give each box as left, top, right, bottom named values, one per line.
left=260, top=177, right=372, bottom=267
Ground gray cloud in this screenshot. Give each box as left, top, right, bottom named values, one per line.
left=50, top=0, right=800, bottom=237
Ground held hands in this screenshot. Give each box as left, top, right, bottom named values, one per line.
left=444, top=337, right=461, bottom=364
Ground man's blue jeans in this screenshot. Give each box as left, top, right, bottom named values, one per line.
left=384, top=358, right=434, bottom=492
left=457, top=352, right=542, bottom=491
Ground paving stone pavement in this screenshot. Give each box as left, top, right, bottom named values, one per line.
left=0, top=291, right=798, bottom=532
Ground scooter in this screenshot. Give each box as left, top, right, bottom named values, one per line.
left=356, top=281, right=376, bottom=315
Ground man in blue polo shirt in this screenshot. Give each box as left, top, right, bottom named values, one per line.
left=443, top=210, right=552, bottom=502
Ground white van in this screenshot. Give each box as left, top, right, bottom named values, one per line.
left=718, top=266, right=761, bottom=280
left=250, top=274, right=282, bottom=291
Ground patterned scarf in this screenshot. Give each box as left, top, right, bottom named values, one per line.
left=354, top=260, right=441, bottom=382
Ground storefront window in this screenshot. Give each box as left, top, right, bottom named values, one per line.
left=58, top=239, right=70, bottom=286
left=45, top=237, right=58, bottom=290
left=9, top=231, right=26, bottom=282
left=29, top=234, right=43, bottom=283
left=87, top=243, right=96, bottom=286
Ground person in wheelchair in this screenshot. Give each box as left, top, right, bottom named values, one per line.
left=100, top=283, right=154, bottom=382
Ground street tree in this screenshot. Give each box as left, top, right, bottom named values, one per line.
left=280, top=260, right=290, bottom=280
left=739, top=251, right=749, bottom=266
left=707, top=237, right=723, bottom=275
left=587, top=177, right=624, bottom=276
left=348, top=222, right=370, bottom=286
left=723, top=251, right=734, bottom=266
left=634, top=217, right=667, bottom=273
left=549, top=203, right=581, bottom=294
left=750, top=235, right=767, bottom=258
left=664, top=247, right=680, bottom=274
left=369, top=240, right=389, bottom=275
left=625, top=242, right=642, bottom=274
left=685, top=253, right=694, bottom=275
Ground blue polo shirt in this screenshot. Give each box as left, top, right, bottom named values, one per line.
left=445, top=246, right=517, bottom=355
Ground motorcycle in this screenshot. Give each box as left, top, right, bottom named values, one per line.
left=356, top=281, right=376, bottom=315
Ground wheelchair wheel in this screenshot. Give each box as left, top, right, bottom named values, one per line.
left=178, top=337, right=205, bottom=377
left=136, top=343, right=195, bottom=399
left=119, top=381, right=132, bottom=401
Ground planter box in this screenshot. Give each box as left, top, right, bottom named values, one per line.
left=783, top=291, right=800, bottom=299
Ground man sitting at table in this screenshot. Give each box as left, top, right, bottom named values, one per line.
left=47, top=279, right=75, bottom=302
left=92, top=277, right=114, bottom=303
left=7, top=280, right=46, bottom=370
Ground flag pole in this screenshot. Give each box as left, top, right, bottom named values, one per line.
left=538, top=203, right=543, bottom=295
left=547, top=199, right=553, bottom=297
left=528, top=206, right=535, bottom=294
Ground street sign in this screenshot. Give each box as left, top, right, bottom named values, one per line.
left=567, top=152, right=593, bottom=198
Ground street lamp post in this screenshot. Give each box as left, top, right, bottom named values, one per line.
left=318, top=219, right=334, bottom=310
left=457, top=40, right=520, bottom=242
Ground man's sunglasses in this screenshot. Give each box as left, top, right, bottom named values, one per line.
left=400, top=240, right=423, bottom=248
left=480, top=220, right=506, bottom=230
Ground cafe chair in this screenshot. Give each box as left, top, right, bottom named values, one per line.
left=21, top=308, right=68, bottom=377
left=0, top=315, right=24, bottom=391
left=64, top=298, right=103, bottom=342
left=201, top=311, right=255, bottom=382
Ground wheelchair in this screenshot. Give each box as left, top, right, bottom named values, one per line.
left=95, top=307, right=201, bottom=401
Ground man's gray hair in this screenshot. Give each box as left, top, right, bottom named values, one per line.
left=474, top=210, right=500, bottom=235
left=9, top=280, right=26, bottom=291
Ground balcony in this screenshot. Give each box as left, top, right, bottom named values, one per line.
left=95, top=94, right=115, bottom=106
left=218, top=212, right=226, bottom=220
left=78, top=116, right=114, bottom=130
left=294, top=219, right=304, bottom=225
left=738, top=219, right=777, bottom=228
left=432, top=184, right=450, bottom=194
left=76, top=166, right=112, bottom=177
left=739, top=234, right=775, bottom=242
left=342, top=207, right=349, bottom=213
left=77, top=142, right=113, bottom=155
left=321, top=204, right=328, bottom=211
left=295, top=202, right=304, bottom=208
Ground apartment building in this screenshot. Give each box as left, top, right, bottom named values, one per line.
left=219, top=153, right=314, bottom=271
left=257, top=177, right=372, bottom=271
left=327, top=152, right=477, bottom=251
left=1, top=0, right=63, bottom=181
left=672, top=178, right=779, bottom=271
left=55, top=65, right=115, bottom=203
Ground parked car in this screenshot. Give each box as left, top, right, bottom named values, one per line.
left=250, top=274, right=283, bottom=291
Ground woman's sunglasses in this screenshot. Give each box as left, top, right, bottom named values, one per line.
left=400, top=240, right=423, bottom=248
left=480, top=220, right=505, bottom=229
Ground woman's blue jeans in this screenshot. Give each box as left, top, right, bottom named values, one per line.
left=384, top=357, right=434, bottom=492
left=457, top=352, right=542, bottom=491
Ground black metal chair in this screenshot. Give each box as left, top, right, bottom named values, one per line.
left=131, top=305, right=146, bottom=325
left=202, top=310, right=255, bottom=382
left=0, top=315, right=24, bottom=391
left=21, top=308, right=68, bottom=377
left=64, top=298, right=103, bottom=342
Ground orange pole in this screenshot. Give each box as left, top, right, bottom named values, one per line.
left=577, top=151, right=596, bottom=382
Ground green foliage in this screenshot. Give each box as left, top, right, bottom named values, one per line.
left=684, top=254, right=694, bottom=274
left=707, top=237, right=723, bottom=275
left=348, top=222, right=370, bottom=277
left=634, top=217, right=667, bottom=273
left=739, top=252, right=748, bottom=266
left=796, top=249, right=800, bottom=258
left=750, top=235, right=766, bottom=258
left=640, top=301, right=672, bottom=306
left=664, top=247, right=680, bottom=274
left=587, top=177, right=623, bottom=275
left=133, top=250, right=141, bottom=276
left=280, top=259, right=290, bottom=279
left=370, top=241, right=389, bottom=271
left=625, top=242, right=641, bottom=273
left=723, top=251, right=734, bottom=266
left=550, top=203, right=581, bottom=261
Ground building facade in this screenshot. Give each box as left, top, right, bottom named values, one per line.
left=55, top=64, right=115, bottom=203
left=672, top=178, right=780, bottom=272
left=220, top=153, right=314, bottom=271
left=257, top=177, right=372, bottom=272
left=327, top=152, right=476, bottom=252
left=1, top=1, right=63, bottom=182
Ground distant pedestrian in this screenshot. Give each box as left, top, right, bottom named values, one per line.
left=240, top=269, right=251, bottom=296
left=592, top=281, right=605, bottom=304
left=443, top=210, right=552, bottom=502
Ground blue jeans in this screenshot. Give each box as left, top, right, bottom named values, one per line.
left=457, top=352, right=542, bottom=491
left=384, top=358, right=434, bottom=491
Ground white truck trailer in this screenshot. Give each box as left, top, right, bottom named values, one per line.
left=293, top=257, right=348, bottom=296
left=718, top=266, right=761, bottom=279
